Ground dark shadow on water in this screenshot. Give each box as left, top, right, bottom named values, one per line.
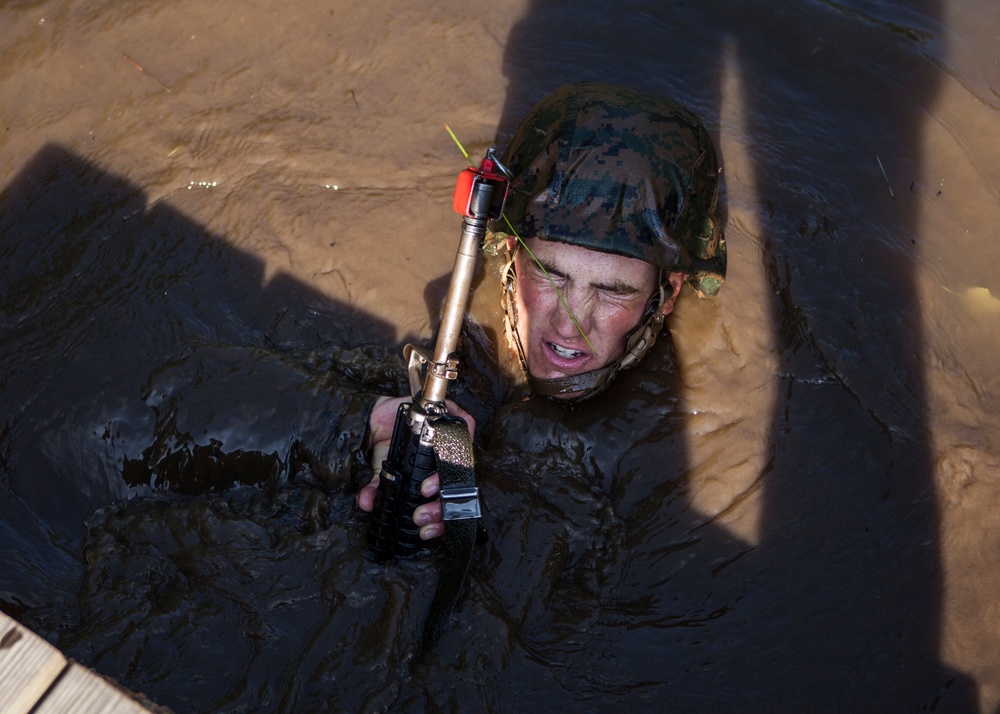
left=0, top=144, right=404, bottom=624
left=0, top=142, right=698, bottom=712
left=496, top=0, right=976, bottom=711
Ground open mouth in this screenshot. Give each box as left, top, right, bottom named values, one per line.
left=548, top=342, right=585, bottom=359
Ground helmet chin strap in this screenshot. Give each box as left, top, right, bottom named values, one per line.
left=500, top=246, right=668, bottom=402
left=527, top=364, right=617, bottom=400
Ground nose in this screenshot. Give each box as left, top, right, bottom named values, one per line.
left=549, top=287, right=592, bottom=341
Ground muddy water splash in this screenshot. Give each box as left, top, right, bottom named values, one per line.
left=2, top=0, right=1000, bottom=711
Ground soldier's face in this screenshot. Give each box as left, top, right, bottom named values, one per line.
left=512, top=237, right=681, bottom=390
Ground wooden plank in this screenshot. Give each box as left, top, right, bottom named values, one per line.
left=1, top=612, right=156, bottom=714
left=0, top=611, right=67, bottom=714
left=34, top=662, right=150, bottom=714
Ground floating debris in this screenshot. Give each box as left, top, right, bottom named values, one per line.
left=122, top=52, right=171, bottom=93
left=876, top=155, right=894, bottom=199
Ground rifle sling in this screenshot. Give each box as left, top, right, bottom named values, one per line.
left=421, top=418, right=479, bottom=649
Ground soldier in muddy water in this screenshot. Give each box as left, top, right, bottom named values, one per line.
left=355, top=82, right=727, bottom=542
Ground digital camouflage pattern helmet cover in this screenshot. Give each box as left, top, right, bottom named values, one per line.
left=495, top=82, right=726, bottom=297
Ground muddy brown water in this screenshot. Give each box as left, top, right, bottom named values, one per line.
left=2, top=1, right=999, bottom=711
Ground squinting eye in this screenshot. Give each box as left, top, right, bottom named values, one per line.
left=601, top=289, right=637, bottom=301
left=535, top=268, right=565, bottom=285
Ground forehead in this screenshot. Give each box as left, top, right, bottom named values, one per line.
left=522, top=236, right=658, bottom=287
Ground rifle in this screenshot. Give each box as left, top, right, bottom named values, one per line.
left=367, top=150, right=509, bottom=640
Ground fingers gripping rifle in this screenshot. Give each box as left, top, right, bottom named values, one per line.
left=367, top=149, right=510, bottom=644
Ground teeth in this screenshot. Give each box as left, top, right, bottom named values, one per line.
left=550, top=342, right=583, bottom=358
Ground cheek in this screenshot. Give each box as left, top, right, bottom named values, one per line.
left=516, top=277, right=552, bottom=325
left=595, top=303, right=646, bottom=345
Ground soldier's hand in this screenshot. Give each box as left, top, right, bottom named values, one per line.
left=356, top=396, right=475, bottom=541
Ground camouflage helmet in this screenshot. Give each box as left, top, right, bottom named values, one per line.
left=493, top=82, right=726, bottom=297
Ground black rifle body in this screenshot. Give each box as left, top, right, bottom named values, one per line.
left=366, top=154, right=507, bottom=558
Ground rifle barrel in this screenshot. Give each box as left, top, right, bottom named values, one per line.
left=420, top=182, right=493, bottom=407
